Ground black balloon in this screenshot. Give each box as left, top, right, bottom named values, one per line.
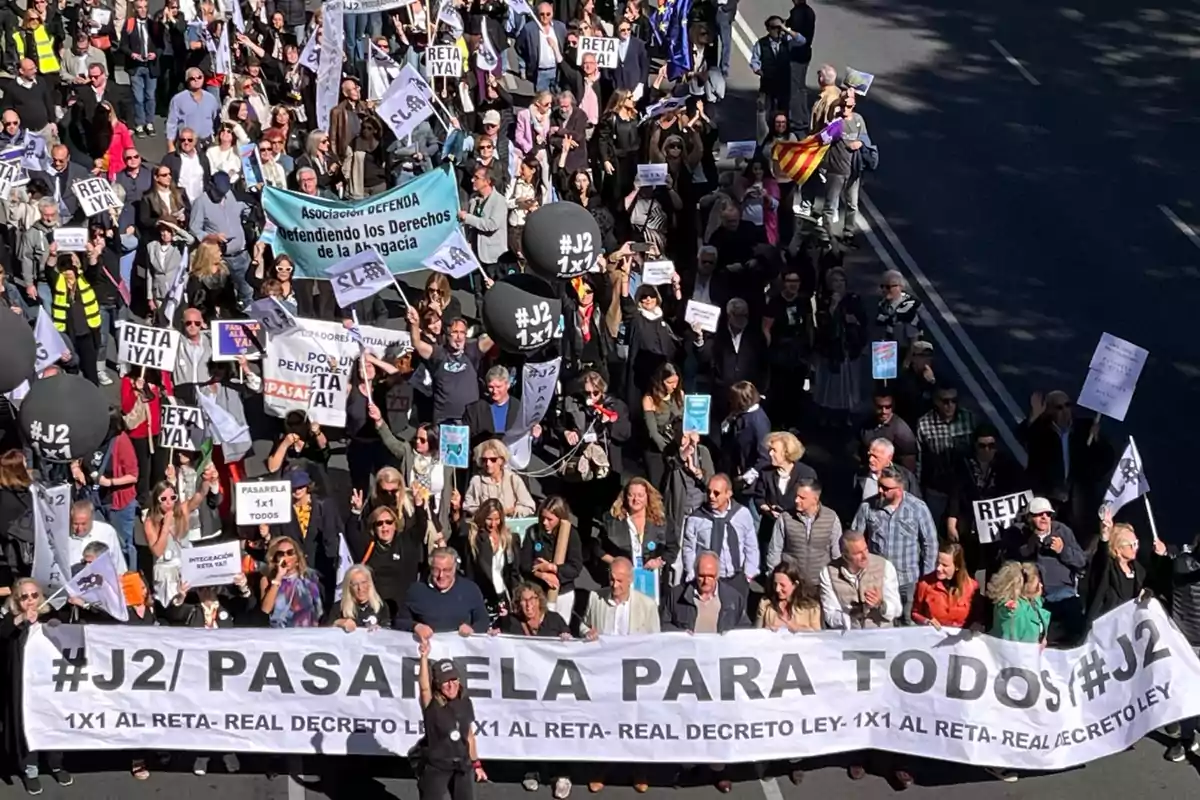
left=522, top=202, right=602, bottom=280
left=19, top=374, right=111, bottom=462
left=481, top=274, right=563, bottom=354
left=0, top=310, right=36, bottom=393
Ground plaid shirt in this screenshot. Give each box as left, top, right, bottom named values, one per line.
left=916, top=407, right=976, bottom=491
left=851, top=492, right=937, bottom=587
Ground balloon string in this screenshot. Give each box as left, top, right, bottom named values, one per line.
left=511, top=420, right=598, bottom=479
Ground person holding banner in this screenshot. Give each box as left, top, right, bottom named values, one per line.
left=329, top=565, right=391, bottom=631
left=346, top=484, right=429, bottom=616
left=1085, top=520, right=1166, bottom=626
left=416, top=638, right=486, bottom=800
left=1, top=578, right=72, bottom=795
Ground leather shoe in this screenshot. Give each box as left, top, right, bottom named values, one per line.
left=848, top=764, right=866, bottom=780
left=633, top=783, right=649, bottom=793
left=893, top=770, right=914, bottom=790
left=587, top=783, right=604, bottom=793
left=715, top=779, right=732, bottom=793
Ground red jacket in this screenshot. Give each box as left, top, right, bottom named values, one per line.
left=911, top=572, right=980, bottom=628
left=120, top=373, right=174, bottom=439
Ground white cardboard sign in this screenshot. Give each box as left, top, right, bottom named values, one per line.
left=235, top=481, right=293, bottom=526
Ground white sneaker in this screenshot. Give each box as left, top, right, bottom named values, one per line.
left=553, top=777, right=572, bottom=799
left=193, top=756, right=208, bottom=776
left=97, top=368, right=113, bottom=386
left=522, top=775, right=540, bottom=791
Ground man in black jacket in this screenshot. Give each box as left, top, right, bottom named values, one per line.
left=463, top=365, right=525, bottom=450
left=786, top=0, right=816, bottom=124
left=0, top=60, right=56, bottom=140
left=119, top=0, right=165, bottom=137
left=693, top=298, right=769, bottom=419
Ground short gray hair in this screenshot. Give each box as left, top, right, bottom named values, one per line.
left=37, top=197, right=58, bottom=215
left=817, top=64, right=837, bottom=87
left=882, top=269, right=906, bottom=289
left=879, top=465, right=904, bottom=483
left=296, top=166, right=318, bottom=182
left=557, top=90, right=576, bottom=105
left=484, top=365, right=509, bottom=384
left=82, top=541, right=109, bottom=559
left=430, top=547, right=459, bottom=565
left=726, top=298, right=748, bottom=316
left=698, top=245, right=718, bottom=260
left=840, top=529, right=866, bottom=549
left=869, top=438, right=895, bottom=458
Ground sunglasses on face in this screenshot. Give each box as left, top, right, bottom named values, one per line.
left=2, top=121, right=19, bottom=127
left=274, top=548, right=296, bottom=558
left=159, top=493, right=177, bottom=502
left=875, top=403, right=893, bottom=411
left=19, top=592, right=40, bottom=601
left=184, top=320, right=203, bottom=327
left=180, top=137, right=195, bottom=143
left=125, top=154, right=141, bottom=161
left=156, top=171, right=171, bottom=177
left=482, top=455, right=502, bottom=463
left=373, top=519, right=396, bottom=528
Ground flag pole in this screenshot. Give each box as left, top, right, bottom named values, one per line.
left=1131, top=437, right=1160, bottom=542
left=390, top=275, right=413, bottom=307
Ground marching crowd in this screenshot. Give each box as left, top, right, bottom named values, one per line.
left=0, top=0, right=1193, bottom=795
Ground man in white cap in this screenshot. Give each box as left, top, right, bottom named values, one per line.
left=999, top=497, right=1087, bottom=644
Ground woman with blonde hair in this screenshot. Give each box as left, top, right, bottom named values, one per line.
left=751, top=431, right=817, bottom=538
left=454, top=498, right=518, bottom=623
left=463, top=439, right=535, bottom=518
left=12, top=8, right=60, bottom=81
left=185, top=238, right=237, bottom=320
left=330, top=565, right=390, bottom=631
left=2, top=578, right=71, bottom=794
left=419, top=272, right=462, bottom=322
left=596, top=477, right=675, bottom=582
left=144, top=476, right=211, bottom=603
left=259, top=535, right=323, bottom=627
left=986, top=561, right=1048, bottom=644
left=1086, top=516, right=1167, bottom=625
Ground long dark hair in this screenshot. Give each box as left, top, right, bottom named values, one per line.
left=769, top=561, right=818, bottom=614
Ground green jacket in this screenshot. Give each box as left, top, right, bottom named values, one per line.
left=991, top=596, right=1050, bottom=644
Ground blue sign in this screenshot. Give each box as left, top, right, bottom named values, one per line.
left=212, top=319, right=265, bottom=361
left=263, top=167, right=461, bottom=279
left=682, top=394, right=711, bottom=435
left=872, top=341, right=898, bottom=381
left=439, top=424, right=470, bottom=469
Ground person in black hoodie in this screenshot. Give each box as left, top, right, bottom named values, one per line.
left=81, top=225, right=123, bottom=385
left=518, top=496, right=584, bottom=624
left=346, top=487, right=429, bottom=616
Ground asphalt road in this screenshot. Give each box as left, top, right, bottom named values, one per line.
left=9, top=0, right=1200, bottom=797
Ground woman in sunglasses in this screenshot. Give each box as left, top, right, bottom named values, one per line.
left=259, top=535, right=323, bottom=628
left=347, top=487, right=429, bottom=614
left=944, top=423, right=1024, bottom=575
left=1, top=579, right=72, bottom=794
left=144, top=477, right=212, bottom=604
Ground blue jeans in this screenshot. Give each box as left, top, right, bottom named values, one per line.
left=534, top=66, right=558, bottom=93
left=108, top=501, right=139, bottom=573
left=129, top=66, right=158, bottom=128
left=120, top=233, right=138, bottom=287
left=98, top=306, right=119, bottom=365
left=225, top=250, right=253, bottom=306
left=36, top=281, right=51, bottom=314
left=714, top=6, right=734, bottom=76
left=344, top=13, right=369, bottom=64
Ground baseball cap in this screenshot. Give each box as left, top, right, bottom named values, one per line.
left=911, top=340, right=934, bottom=354
left=434, top=659, right=460, bottom=687
left=1028, top=497, right=1054, bottom=516
left=482, top=110, right=501, bottom=127
left=289, top=470, right=311, bottom=490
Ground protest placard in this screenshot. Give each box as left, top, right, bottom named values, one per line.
left=71, top=177, right=119, bottom=218
left=725, top=141, right=757, bottom=160
left=682, top=395, right=711, bottom=435
left=872, top=341, right=898, bottom=380
left=427, top=45, right=462, bottom=77
left=180, top=540, right=243, bottom=588
left=1078, top=333, right=1148, bottom=422
left=307, top=370, right=348, bottom=428
left=235, top=481, right=292, bottom=526
left=845, top=67, right=875, bottom=95
left=635, top=163, right=668, bottom=187
left=972, top=490, right=1033, bottom=544
left=578, top=35, right=618, bottom=68
left=0, top=148, right=25, bottom=194
left=159, top=404, right=203, bottom=451
left=641, top=260, right=675, bottom=286
left=116, top=322, right=181, bottom=372
left=423, top=229, right=480, bottom=279
left=53, top=227, right=88, bottom=253
left=684, top=300, right=721, bottom=333
left=212, top=320, right=266, bottom=361
left=439, top=424, right=470, bottom=469
left=239, top=143, right=264, bottom=186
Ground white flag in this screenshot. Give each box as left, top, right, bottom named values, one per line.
left=299, top=29, right=321, bottom=73
left=230, top=0, right=246, bottom=32
left=161, top=248, right=190, bottom=324
left=477, top=21, right=500, bottom=72
left=65, top=552, right=129, bottom=622
left=333, top=533, right=354, bottom=602
left=327, top=248, right=393, bottom=308
left=198, top=392, right=253, bottom=463
left=423, top=229, right=480, bottom=279
left=33, top=309, right=69, bottom=373
left=1103, top=436, right=1150, bottom=516
left=367, top=40, right=401, bottom=101
left=31, top=483, right=73, bottom=607
left=378, top=79, right=435, bottom=142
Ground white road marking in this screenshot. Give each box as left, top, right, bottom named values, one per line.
left=760, top=776, right=786, bottom=800
left=732, top=11, right=756, bottom=63
left=1158, top=204, right=1200, bottom=252
left=734, top=12, right=759, bottom=48
left=729, top=9, right=1029, bottom=469
left=288, top=776, right=306, bottom=800
left=988, top=39, right=1041, bottom=86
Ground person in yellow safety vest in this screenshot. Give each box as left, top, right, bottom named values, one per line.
left=51, top=257, right=104, bottom=386
left=11, top=9, right=61, bottom=79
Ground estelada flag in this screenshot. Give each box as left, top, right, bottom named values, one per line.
left=771, top=118, right=846, bottom=185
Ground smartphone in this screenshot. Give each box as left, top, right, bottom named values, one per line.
left=629, top=242, right=654, bottom=254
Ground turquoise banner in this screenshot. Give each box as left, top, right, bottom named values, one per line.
left=262, top=167, right=460, bottom=279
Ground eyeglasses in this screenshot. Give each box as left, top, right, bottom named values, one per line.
left=180, top=137, right=195, bottom=143
left=125, top=154, right=141, bottom=161
left=482, top=455, right=502, bottom=463
left=1118, top=540, right=1139, bottom=550
left=159, top=494, right=177, bottom=502
left=478, top=145, right=494, bottom=151
left=187, top=75, right=204, bottom=82
left=19, top=592, right=40, bottom=601
left=768, top=25, right=782, bottom=31
left=1031, top=511, right=1052, bottom=518
left=878, top=484, right=900, bottom=493
left=184, top=320, right=203, bottom=327
left=373, top=519, right=396, bottom=528
left=89, top=73, right=104, bottom=80
left=874, top=403, right=893, bottom=410
left=274, top=548, right=296, bottom=557
left=2, top=120, right=19, bottom=128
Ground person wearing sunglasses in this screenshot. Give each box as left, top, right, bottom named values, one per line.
left=346, top=485, right=429, bottom=614
left=943, top=423, right=1024, bottom=574
left=462, top=440, right=535, bottom=518
left=144, top=476, right=214, bottom=603
left=2, top=578, right=73, bottom=795
left=1020, top=389, right=1114, bottom=541
left=915, top=382, right=976, bottom=532
left=260, top=534, right=323, bottom=628
left=261, top=470, right=341, bottom=605
left=998, top=497, right=1086, bottom=646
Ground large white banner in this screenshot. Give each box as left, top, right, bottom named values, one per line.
left=262, top=318, right=410, bottom=420
left=22, top=602, right=1200, bottom=769
left=30, top=483, right=73, bottom=605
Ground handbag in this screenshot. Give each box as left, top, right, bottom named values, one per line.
left=123, top=394, right=149, bottom=430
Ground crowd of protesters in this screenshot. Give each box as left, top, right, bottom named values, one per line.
left=0, top=0, right=1194, bottom=795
